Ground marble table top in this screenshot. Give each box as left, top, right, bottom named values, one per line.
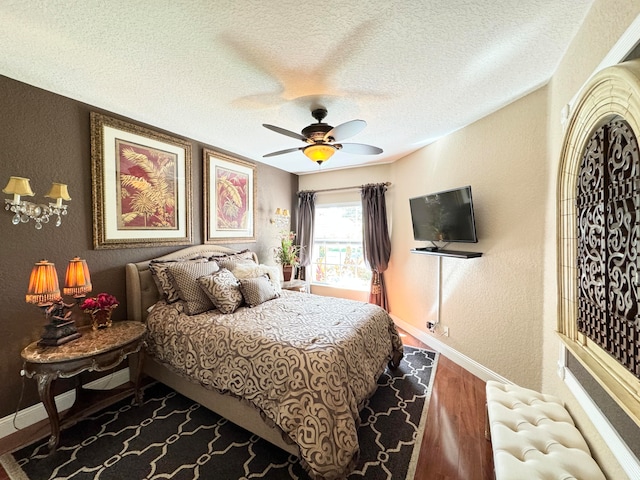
left=22, top=321, right=146, bottom=363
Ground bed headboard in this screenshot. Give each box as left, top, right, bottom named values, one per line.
left=125, top=244, right=258, bottom=322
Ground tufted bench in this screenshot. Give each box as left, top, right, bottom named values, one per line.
left=485, top=381, right=606, bottom=480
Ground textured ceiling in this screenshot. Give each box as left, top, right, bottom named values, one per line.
left=0, top=1, right=594, bottom=174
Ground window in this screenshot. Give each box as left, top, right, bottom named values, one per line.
left=311, top=204, right=371, bottom=290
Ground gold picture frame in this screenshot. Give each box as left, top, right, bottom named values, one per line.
left=90, top=112, right=193, bottom=249
left=203, top=149, right=256, bottom=243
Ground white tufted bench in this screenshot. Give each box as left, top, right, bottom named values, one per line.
left=485, top=381, right=606, bottom=480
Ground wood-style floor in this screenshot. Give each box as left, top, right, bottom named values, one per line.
left=0, top=328, right=494, bottom=480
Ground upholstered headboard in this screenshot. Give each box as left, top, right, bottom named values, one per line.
left=125, top=244, right=258, bottom=322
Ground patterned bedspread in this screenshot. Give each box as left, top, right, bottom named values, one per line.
left=145, top=290, right=403, bottom=479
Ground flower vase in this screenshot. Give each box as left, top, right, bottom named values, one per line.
left=282, top=265, right=293, bottom=281
left=91, top=309, right=113, bottom=330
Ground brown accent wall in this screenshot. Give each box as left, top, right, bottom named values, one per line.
left=0, top=75, right=297, bottom=417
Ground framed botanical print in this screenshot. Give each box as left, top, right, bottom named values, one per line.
left=90, top=112, right=192, bottom=249
left=203, top=149, right=256, bottom=243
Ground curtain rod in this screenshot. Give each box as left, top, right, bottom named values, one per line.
left=298, top=181, right=391, bottom=195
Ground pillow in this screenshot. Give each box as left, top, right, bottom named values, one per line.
left=216, top=250, right=257, bottom=271
left=149, top=257, right=210, bottom=303
left=197, top=268, right=244, bottom=314
left=232, top=263, right=282, bottom=292
left=239, top=275, right=279, bottom=307
left=165, top=261, right=220, bottom=315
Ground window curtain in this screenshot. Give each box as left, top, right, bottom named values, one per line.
left=361, top=183, right=391, bottom=310
left=296, top=191, right=316, bottom=281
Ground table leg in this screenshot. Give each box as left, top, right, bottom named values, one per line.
left=36, top=373, right=59, bottom=452
left=131, top=349, right=145, bottom=406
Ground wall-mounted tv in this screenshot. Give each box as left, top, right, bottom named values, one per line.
left=409, top=185, right=478, bottom=245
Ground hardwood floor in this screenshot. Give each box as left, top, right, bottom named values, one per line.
left=0, top=328, right=494, bottom=479
left=400, top=329, right=494, bottom=480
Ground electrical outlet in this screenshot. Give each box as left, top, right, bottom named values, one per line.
left=426, top=321, right=435, bottom=332
left=444, top=326, right=449, bottom=337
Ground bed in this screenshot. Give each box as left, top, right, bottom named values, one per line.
left=125, top=245, right=403, bottom=479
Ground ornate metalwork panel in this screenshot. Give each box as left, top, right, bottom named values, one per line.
left=577, top=117, right=640, bottom=378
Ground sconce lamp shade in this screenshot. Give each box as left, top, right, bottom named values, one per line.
left=275, top=208, right=290, bottom=217
left=3, top=176, right=35, bottom=197
left=275, top=208, right=282, bottom=216
left=26, top=260, right=61, bottom=305
left=45, top=183, right=71, bottom=201
left=303, top=144, right=336, bottom=164
left=63, top=257, right=92, bottom=297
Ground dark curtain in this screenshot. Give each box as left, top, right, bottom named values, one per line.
left=296, top=191, right=316, bottom=281
left=361, top=183, right=391, bottom=310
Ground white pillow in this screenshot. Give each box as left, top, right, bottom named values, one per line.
left=232, top=263, right=282, bottom=292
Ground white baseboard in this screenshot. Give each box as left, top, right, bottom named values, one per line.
left=391, top=315, right=512, bottom=384
left=0, top=368, right=130, bottom=440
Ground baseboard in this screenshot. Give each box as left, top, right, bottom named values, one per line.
left=0, top=368, right=130, bottom=440
left=391, top=315, right=512, bottom=384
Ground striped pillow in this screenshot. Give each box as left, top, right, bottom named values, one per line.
left=216, top=250, right=257, bottom=271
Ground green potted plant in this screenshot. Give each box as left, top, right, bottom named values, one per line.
left=274, top=230, right=301, bottom=281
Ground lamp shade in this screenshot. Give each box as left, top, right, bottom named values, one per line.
left=45, top=183, right=71, bottom=201
left=3, top=176, right=35, bottom=196
left=26, top=260, right=61, bottom=305
left=63, top=257, right=92, bottom=297
left=303, top=144, right=336, bottom=164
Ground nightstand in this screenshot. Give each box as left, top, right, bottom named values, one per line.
left=21, top=321, right=146, bottom=452
left=281, top=279, right=309, bottom=293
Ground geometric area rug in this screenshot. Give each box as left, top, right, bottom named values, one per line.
left=1, top=346, right=438, bottom=480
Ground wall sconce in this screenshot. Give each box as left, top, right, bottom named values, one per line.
left=26, top=257, right=91, bottom=346
left=3, top=176, right=71, bottom=229
left=270, top=208, right=290, bottom=228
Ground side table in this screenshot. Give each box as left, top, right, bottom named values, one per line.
left=281, top=279, right=309, bottom=293
left=21, top=320, right=146, bottom=452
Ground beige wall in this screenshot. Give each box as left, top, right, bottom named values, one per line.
left=388, top=86, right=548, bottom=389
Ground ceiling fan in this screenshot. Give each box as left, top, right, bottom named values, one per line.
left=262, top=108, right=383, bottom=165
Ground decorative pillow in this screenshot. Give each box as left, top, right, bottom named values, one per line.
left=149, top=257, right=210, bottom=303
left=197, top=268, right=244, bottom=314
left=239, top=275, right=280, bottom=307
left=232, top=263, right=282, bottom=292
left=216, top=250, right=257, bottom=271
left=165, top=261, right=220, bottom=315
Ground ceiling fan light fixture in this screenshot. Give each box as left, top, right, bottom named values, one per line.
left=303, top=144, right=335, bottom=164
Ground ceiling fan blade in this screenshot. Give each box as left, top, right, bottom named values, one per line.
left=324, top=119, right=366, bottom=142
left=338, top=143, right=383, bottom=155
left=263, top=124, right=307, bottom=141
left=263, top=147, right=304, bottom=158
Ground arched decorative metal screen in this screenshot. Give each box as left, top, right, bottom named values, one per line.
left=559, top=60, right=640, bottom=426
left=576, top=117, right=640, bottom=378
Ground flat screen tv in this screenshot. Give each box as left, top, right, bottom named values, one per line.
left=409, top=185, right=478, bottom=245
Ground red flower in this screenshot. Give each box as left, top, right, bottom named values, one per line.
left=81, top=293, right=118, bottom=312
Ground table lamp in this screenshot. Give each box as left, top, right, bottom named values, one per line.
left=26, top=258, right=90, bottom=346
